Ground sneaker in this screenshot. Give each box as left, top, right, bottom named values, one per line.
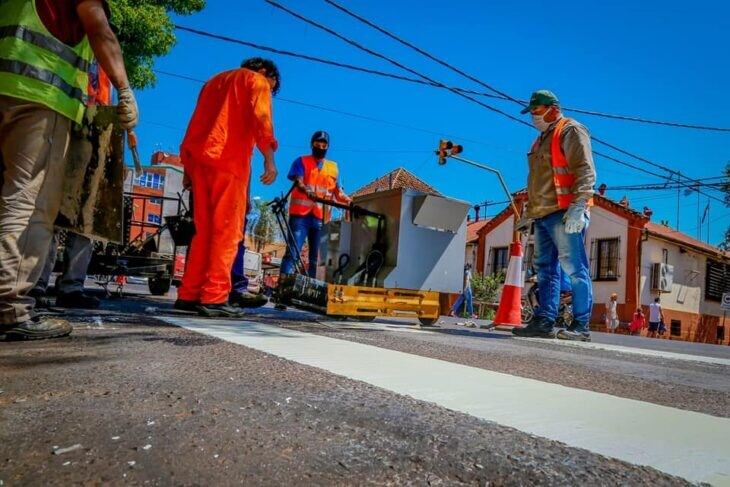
left=55, top=291, right=100, bottom=309
left=1, top=316, right=72, bottom=341
left=556, top=329, right=591, bottom=342
left=229, top=291, right=268, bottom=308
left=197, top=303, right=246, bottom=318
left=174, top=299, right=200, bottom=312
left=512, top=315, right=555, bottom=338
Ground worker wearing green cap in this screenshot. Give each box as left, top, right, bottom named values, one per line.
left=514, top=90, right=596, bottom=342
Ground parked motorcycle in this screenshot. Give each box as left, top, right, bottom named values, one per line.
left=521, top=268, right=574, bottom=328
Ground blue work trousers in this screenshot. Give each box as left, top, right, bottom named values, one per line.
left=280, top=214, right=323, bottom=277
left=451, top=286, right=474, bottom=316
left=533, top=209, right=592, bottom=330
left=230, top=211, right=249, bottom=295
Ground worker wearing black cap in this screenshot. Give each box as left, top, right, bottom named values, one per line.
left=280, top=131, right=351, bottom=277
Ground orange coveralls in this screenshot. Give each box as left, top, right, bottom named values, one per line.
left=177, top=68, right=277, bottom=304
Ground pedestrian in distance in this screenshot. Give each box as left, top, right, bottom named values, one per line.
left=449, top=264, right=477, bottom=319
left=647, top=297, right=664, bottom=338
left=628, top=307, right=645, bottom=336
left=512, top=90, right=596, bottom=342
left=0, top=0, right=137, bottom=341
left=175, top=57, right=279, bottom=318
left=605, top=293, right=619, bottom=333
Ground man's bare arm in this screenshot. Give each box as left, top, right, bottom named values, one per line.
left=76, top=0, right=129, bottom=90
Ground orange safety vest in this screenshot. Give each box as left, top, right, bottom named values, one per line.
left=546, top=117, right=593, bottom=209
left=289, top=155, right=339, bottom=221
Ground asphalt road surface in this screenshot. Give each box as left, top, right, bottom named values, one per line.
left=2, top=290, right=729, bottom=486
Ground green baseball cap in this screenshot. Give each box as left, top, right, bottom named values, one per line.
left=520, top=90, right=559, bottom=114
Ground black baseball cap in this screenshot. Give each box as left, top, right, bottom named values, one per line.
left=311, top=130, right=330, bottom=144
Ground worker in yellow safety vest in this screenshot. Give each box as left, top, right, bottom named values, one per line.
left=513, top=90, right=596, bottom=342
left=280, top=131, right=351, bottom=277
left=0, top=0, right=138, bottom=341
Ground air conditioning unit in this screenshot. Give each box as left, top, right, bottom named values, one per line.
left=651, top=263, right=674, bottom=292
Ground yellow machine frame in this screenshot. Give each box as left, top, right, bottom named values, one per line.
left=327, top=284, right=440, bottom=324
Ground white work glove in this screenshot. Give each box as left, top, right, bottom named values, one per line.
left=515, top=216, right=533, bottom=234
left=117, top=87, right=139, bottom=130
left=563, top=203, right=587, bottom=234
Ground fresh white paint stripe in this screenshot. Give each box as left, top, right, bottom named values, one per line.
left=319, top=320, right=429, bottom=334
left=515, top=336, right=730, bottom=367
left=162, top=317, right=730, bottom=485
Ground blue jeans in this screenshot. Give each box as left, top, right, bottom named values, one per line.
left=533, top=209, right=592, bottom=331
left=451, top=286, right=474, bottom=316
left=280, top=214, right=323, bottom=277
left=230, top=212, right=249, bottom=295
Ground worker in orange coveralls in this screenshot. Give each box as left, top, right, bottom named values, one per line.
left=174, top=57, right=280, bottom=318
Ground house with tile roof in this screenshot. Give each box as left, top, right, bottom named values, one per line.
left=351, top=167, right=441, bottom=198
left=476, top=192, right=730, bottom=344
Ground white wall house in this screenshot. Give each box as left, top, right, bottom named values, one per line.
left=476, top=192, right=729, bottom=344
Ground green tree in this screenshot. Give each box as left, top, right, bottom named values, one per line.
left=470, top=271, right=505, bottom=320
left=249, top=199, right=280, bottom=253
left=108, top=0, right=205, bottom=89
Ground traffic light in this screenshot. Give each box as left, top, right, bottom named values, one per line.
left=437, top=139, right=450, bottom=165
left=450, top=144, right=463, bottom=156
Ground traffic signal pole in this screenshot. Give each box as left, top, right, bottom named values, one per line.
left=436, top=140, right=520, bottom=219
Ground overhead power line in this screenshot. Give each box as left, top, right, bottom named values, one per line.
left=173, top=24, right=730, bottom=133
left=286, top=0, right=724, bottom=201
left=154, top=69, right=515, bottom=153
left=172, top=18, right=725, bottom=204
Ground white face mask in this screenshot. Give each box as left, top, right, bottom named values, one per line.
left=531, top=108, right=561, bottom=132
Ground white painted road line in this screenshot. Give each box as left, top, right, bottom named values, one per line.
left=515, top=336, right=730, bottom=367
left=318, top=320, right=430, bottom=334
left=162, top=317, right=730, bottom=486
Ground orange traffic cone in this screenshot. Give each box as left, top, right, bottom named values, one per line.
left=492, top=240, right=524, bottom=329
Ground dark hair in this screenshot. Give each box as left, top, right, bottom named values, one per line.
left=241, top=57, right=281, bottom=95
left=654, top=297, right=660, bottom=303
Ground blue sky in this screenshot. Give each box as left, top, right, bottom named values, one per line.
left=134, top=0, right=729, bottom=244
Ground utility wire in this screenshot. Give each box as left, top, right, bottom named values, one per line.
left=173, top=24, right=730, bottom=133
left=154, top=69, right=518, bottom=153
left=319, top=0, right=726, bottom=199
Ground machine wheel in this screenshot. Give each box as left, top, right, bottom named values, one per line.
left=418, top=317, right=438, bottom=327
left=148, top=276, right=172, bottom=296
left=358, top=316, right=376, bottom=322
left=521, top=297, right=534, bottom=324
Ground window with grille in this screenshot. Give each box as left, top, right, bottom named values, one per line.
left=491, top=246, right=509, bottom=276
left=147, top=213, right=161, bottom=224
left=590, top=237, right=620, bottom=281
left=705, top=259, right=730, bottom=301
left=135, top=172, right=165, bottom=189
left=670, top=319, right=682, bottom=337
left=150, top=197, right=162, bottom=205
left=523, top=243, right=535, bottom=272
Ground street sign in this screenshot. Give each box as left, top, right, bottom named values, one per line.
left=721, top=293, right=730, bottom=310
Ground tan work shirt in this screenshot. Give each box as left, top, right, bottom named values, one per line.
left=525, top=117, right=596, bottom=219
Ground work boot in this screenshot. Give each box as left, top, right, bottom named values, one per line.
left=229, top=291, right=267, bottom=308
left=174, top=299, right=200, bottom=312
left=1, top=316, right=73, bottom=341
left=55, top=291, right=100, bottom=309
left=28, top=288, right=52, bottom=309
left=197, top=303, right=246, bottom=318
left=512, top=315, right=555, bottom=338
left=556, top=322, right=591, bottom=342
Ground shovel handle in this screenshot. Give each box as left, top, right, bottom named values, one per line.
left=127, top=130, right=142, bottom=174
